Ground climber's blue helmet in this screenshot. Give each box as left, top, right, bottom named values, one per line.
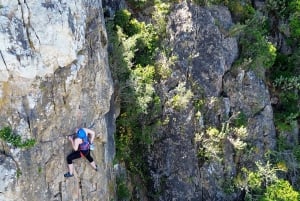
left=77, top=128, right=87, bottom=140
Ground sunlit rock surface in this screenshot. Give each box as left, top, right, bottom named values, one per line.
left=0, top=0, right=115, bottom=200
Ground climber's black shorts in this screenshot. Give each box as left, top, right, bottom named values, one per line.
left=67, top=150, right=94, bottom=164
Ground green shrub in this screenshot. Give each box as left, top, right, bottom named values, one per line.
left=0, top=127, right=36, bottom=149
left=116, top=176, right=131, bottom=200
left=114, top=10, right=132, bottom=34
left=109, top=6, right=163, bottom=188
left=265, top=0, right=288, bottom=17
left=134, top=24, right=159, bottom=66
left=167, top=82, right=194, bottom=110
left=127, top=0, right=153, bottom=10
left=269, top=53, right=294, bottom=80
left=289, top=13, right=300, bottom=39
left=193, top=0, right=254, bottom=22
left=234, top=13, right=277, bottom=73
left=288, top=0, right=300, bottom=13
left=274, top=75, right=300, bottom=90
left=286, top=0, right=300, bottom=43
left=228, top=1, right=255, bottom=22
left=237, top=161, right=299, bottom=200
left=261, top=179, right=299, bottom=201
left=293, top=145, right=300, bottom=162
left=233, top=112, right=247, bottom=127
left=270, top=50, right=299, bottom=132
left=238, top=20, right=276, bottom=69
left=273, top=88, right=299, bottom=132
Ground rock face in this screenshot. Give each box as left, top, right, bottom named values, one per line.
left=148, top=2, right=276, bottom=200
left=0, top=0, right=278, bottom=200
left=0, top=1, right=115, bottom=201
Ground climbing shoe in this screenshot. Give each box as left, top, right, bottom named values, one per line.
left=95, top=165, right=98, bottom=172
left=64, top=172, right=73, bottom=178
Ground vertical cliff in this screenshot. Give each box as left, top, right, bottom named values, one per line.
left=149, top=2, right=277, bottom=200
left=0, top=0, right=115, bottom=201
left=107, top=0, right=290, bottom=200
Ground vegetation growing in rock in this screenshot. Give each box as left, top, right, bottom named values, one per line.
left=236, top=161, right=299, bottom=200
left=116, top=176, right=131, bottom=200
left=266, top=0, right=300, bottom=134
left=108, top=0, right=300, bottom=199
left=0, top=127, right=36, bottom=149
left=108, top=1, right=170, bottom=199
left=195, top=113, right=248, bottom=163
left=166, top=82, right=194, bottom=110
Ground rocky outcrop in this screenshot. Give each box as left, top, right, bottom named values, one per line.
left=0, top=0, right=115, bottom=201
left=148, top=2, right=276, bottom=200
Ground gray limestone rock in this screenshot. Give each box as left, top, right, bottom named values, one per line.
left=0, top=0, right=115, bottom=200
left=148, top=2, right=276, bottom=200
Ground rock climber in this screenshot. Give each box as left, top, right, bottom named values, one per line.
left=64, top=127, right=98, bottom=178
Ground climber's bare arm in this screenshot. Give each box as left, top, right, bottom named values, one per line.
left=83, top=128, right=95, bottom=144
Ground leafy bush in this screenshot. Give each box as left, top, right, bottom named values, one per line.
left=272, top=74, right=299, bottom=132
left=286, top=0, right=300, bottom=43
left=116, top=176, right=131, bottom=200
left=0, top=127, right=36, bottom=149
left=109, top=6, right=165, bottom=189
left=127, top=0, right=153, bottom=10
left=265, top=0, right=288, bottom=17
left=193, top=0, right=254, bottom=22
left=274, top=75, right=300, bottom=90
left=114, top=10, right=140, bottom=37
left=167, top=82, right=194, bottom=110
left=237, top=15, right=276, bottom=71
left=233, top=112, right=247, bottom=127
left=261, top=179, right=299, bottom=201
left=236, top=161, right=299, bottom=200
left=289, top=13, right=300, bottom=39
left=293, top=145, right=300, bottom=162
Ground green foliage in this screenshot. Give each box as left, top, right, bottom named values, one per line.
left=16, top=168, right=22, bottom=178
left=236, top=14, right=277, bottom=71
left=273, top=79, right=299, bottom=132
left=114, top=10, right=139, bottom=37
left=109, top=4, right=168, bottom=190
left=277, top=135, right=290, bottom=151
left=233, top=112, right=247, bottom=127
left=135, top=24, right=159, bottom=66
left=270, top=47, right=300, bottom=132
left=38, top=166, right=42, bottom=174
left=193, top=0, right=254, bottom=22
left=127, top=0, right=154, bottom=10
left=167, top=82, right=194, bottom=110
left=0, top=127, right=36, bottom=149
left=289, top=13, right=300, bottom=39
left=293, top=145, right=300, bottom=162
left=270, top=53, right=294, bottom=80
left=289, top=0, right=300, bottom=12
left=155, top=52, right=175, bottom=80
left=114, top=9, right=159, bottom=67
left=261, top=179, right=300, bottom=201
left=116, top=176, right=131, bottom=201
left=195, top=118, right=248, bottom=162
left=227, top=0, right=255, bottom=22
left=236, top=161, right=300, bottom=200
left=274, top=75, right=300, bottom=90
left=265, top=0, right=288, bottom=17
left=131, top=64, right=156, bottom=113
left=152, top=1, right=170, bottom=37
left=285, top=0, right=300, bottom=43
